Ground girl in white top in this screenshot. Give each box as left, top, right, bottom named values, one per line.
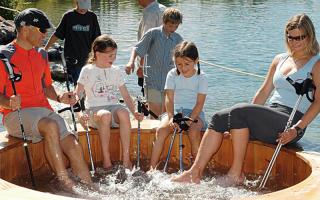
left=150, top=41, right=208, bottom=169
left=74, top=34, right=143, bottom=169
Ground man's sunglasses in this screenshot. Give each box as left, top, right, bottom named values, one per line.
left=33, top=26, right=47, bottom=34
left=287, top=35, right=307, bottom=41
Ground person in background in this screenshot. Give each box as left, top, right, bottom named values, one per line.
left=150, top=41, right=208, bottom=169
left=74, top=34, right=144, bottom=170
left=0, top=8, right=92, bottom=189
left=172, top=13, right=320, bottom=185
left=136, top=0, right=166, bottom=95
left=125, top=8, right=183, bottom=118
left=45, top=0, right=101, bottom=85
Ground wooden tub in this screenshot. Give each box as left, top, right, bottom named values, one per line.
left=0, top=119, right=320, bottom=199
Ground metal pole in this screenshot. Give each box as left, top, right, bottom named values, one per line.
left=179, top=128, right=184, bottom=172
left=137, top=120, right=141, bottom=168
left=59, top=47, right=77, bottom=132
left=163, top=128, right=177, bottom=172
left=85, top=121, right=95, bottom=176
left=258, top=95, right=303, bottom=189
left=1, top=58, right=36, bottom=187
left=137, top=97, right=143, bottom=168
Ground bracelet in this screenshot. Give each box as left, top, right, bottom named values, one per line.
left=56, top=94, right=61, bottom=103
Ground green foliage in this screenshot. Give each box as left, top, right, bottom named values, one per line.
left=0, top=0, right=18, bottom=20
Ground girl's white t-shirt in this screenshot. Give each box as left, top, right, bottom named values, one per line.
left=77, top=64, right=125, bottom=108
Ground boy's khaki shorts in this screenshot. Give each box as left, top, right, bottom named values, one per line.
left=4, top=107, right=76, bottom=143
left=145, top=88, right=164, bottom=104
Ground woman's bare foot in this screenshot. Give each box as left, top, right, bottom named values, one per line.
left=171, top=169, right=201, bottom=184
left=123, top=160, right=133, bottom=170
left=216, top=173, right=245, bottom=187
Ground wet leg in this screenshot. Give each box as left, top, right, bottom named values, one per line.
left=172, top=129, right=223, bottom=183
left=150, top=118, right=170, bottom=169
left=114, top=108, right=132, bottom=169
left=60, top=134, right=91, bottom=184
left=226, top=128, right=249, bottom=184
left=95, top=110, right=113, bottom=169
left=38, top=118, right=74, bottom=188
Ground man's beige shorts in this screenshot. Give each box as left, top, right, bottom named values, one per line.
left=4, top=107, right=76, bottom=143
left=145, top=88, right=164, bottom=104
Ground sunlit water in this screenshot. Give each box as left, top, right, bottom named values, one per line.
left=1, top=0, right=320, bottom=199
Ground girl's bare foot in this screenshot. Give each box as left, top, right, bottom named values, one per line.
left=103, top=160, right=113, bottom=170
left=171, top=169, right=201, bottom=184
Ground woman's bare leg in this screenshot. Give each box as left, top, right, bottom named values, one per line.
left=172, top=129, right=223, bottom=183
left=226, top=128, right=249, bottom=183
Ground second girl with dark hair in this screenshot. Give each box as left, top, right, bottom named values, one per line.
left=150, top=41, right=208, bottom=169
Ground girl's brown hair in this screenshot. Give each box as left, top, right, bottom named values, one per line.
left=87, top=34, right=117, bottom=64
left=173, top=41, right=200, bottom=75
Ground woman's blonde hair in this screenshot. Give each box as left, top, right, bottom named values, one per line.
left=285, top=14, right=319, bottom=56
left=87, top=34, right=117, bottom=64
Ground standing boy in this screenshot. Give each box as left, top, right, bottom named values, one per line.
left=45, top=0, right=101, bottom=85
left=125, top=8, right=183, bottom=117
left=136, top=0, right=166, bottom=94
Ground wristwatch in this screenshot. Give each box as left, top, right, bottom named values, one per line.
left=294, top=126, right=304, bottom=137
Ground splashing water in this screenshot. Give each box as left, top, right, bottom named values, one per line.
left=46, top=165, right=262, bottom=200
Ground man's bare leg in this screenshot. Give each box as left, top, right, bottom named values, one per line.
left=38, top=118, right=75, bottom=188
left=60, top=134, right=92, bottom=184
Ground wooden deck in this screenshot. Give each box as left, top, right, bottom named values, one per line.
left=0, top=119, right=320, bottom=199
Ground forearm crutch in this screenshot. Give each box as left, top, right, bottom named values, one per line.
left=259, top=73, right=314, bottom=189
left=1, top=56, right=36, bottom=187
left=58, top=46, right=77, bottom=132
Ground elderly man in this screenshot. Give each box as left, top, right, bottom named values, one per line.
left=0, top=8, right=91, bottom=189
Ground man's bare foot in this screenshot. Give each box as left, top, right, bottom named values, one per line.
left=55, top=175, right=76, bottom=192
left=171, top=170, right=201, bottom=184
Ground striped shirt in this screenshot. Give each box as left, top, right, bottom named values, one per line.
left=137, top=1, right=166, bottom=40
left=135, top=26, right=183, bottom=91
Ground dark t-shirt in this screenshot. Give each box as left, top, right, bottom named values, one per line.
left=54, top=9, right=101, bottom=67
